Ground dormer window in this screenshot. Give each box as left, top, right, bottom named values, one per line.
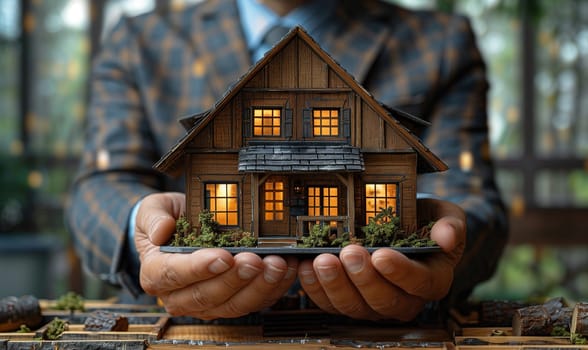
left=313, top=108, right=339, bottom=136
left=253, top=108, right=281, bottom=136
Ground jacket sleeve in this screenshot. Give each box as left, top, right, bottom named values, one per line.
left=65, top=16, right=165, bottom=296
left=416, top=15, right=509, bottom=308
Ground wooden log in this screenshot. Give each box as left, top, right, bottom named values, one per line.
left=571, top=302, right=588, bottom=336
left=479, top=300, right=529, bottom=326
left=0, top=295, right=42, bottom=332
left=83, top=310, right=129, bottom=331
left=543, top=297, right=572, bottom=331
left=512, top=304, right=552, bottom=336
left=551, top=306, right=572, bottom=331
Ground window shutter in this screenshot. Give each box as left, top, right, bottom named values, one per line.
left=303, top=108, right=312, bottom=138
left=283, top=108, right=293, bottom=138
left=342, top=108, right=351, bottom=138
left=243, top=108, right=251, bottom=138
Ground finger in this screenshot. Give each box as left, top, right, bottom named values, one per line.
left=311, top=253, right=375, bottom=320
left=298, top=259, right=339, bottom=315
left=339, top=245, right=425, bottom=321
left=371, top=247, right=453, bottom=301
left=417, top=198, right=466, bottom=255
left=203, top=255, right=299, bottom=318
left=430, top=215, right=466, bottom=264
left=136, top=192, right=186, bottom=245
left=140, top=248, right=234, bottom=294
left=161, top=252, right=264, bottom=317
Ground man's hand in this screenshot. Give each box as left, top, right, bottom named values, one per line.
left=298, top=198, right=466, bottom=321
left=134, top=192, right=298, bottom=319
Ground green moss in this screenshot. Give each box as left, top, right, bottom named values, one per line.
left=54, top=291, right=84, bottom=313
left=17, top=324, right=31, bottom=333
left=571, top=333, right=587, bottom=345
left=45, top=318, right=68, bottom=340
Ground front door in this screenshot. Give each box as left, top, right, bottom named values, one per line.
left=259, top=176, right=289, bottom=236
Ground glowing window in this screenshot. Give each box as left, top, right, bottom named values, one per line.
left=313, top=109, right=339, bottom=136
left=264, top=180, right=284, bottom=221
left=205, top=183, right=238, bottom=226
left=253, top=108, right=281, bottom=136
left=365, top=183, right=398, bottom=224
left=308, top=186, right=338, bottom=216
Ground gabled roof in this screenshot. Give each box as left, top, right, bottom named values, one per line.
left=154, top=26, right=447, bottom=176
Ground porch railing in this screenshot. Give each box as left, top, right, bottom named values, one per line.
left=296, top=216, right=350, bottom=239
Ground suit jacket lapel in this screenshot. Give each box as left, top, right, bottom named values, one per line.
left=319, top=0, right=391, bottom=85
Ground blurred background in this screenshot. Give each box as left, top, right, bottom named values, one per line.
left=1, top=0, right=587, bottom=302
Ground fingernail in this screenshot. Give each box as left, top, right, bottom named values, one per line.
left=341, top=252, right=364, bottom=274
left=264, top=265, right=285, bottom=284
left=300, top=270, right=316, bottom=285
left=373, top=256, right=395, bottom=275
left=238, top=264, right=262, bottom=280
left=316, top=266, right=338, bottom=282
left=208, top=258, right=231, bottom=274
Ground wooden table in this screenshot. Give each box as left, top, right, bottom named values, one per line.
left=1, top=299, right=586, bottom=349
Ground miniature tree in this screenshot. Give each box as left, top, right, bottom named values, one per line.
left=54, top=291, right=85, bottom=314
left=362, top=207, right=402, bottom=247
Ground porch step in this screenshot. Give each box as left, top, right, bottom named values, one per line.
left=257, top=237, right=298, bottom=247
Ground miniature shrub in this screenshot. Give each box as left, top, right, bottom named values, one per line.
left=45, top=318, right=68, bottom=340
left=170, top=215, right=198, bottom=247
left=170, top=210, right=257, bottom=247
left=362, top=206, right=401, bottom=247
left=54, top=291, right=84, bottom=313
left=361, top=207, right=438, bottom=248
left=300, top=222, right=332, bottom=247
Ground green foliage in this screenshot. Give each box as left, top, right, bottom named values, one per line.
left=331, top=231, right=360, bottom=248
left=170, top=215, right=197, bottom=247
left=572, top=333, right=588, bottom=345
left=169, top=210, right=257, bottom=248
left=217, top=230, right=257, bottom=247
left=300, top=223, right=332, bottom=248
left=54, top=291, right=84, bottom=313
left=551, top=326, right=569, bottom=337
left=299, top=223, right=361, bottom=248
left=362, top=206, right=401, bottom=247
left=45, top=318, right=68, bottom=340
left=17, top=324, right=31, bottom=333
left=297, top=208, right=437, bottom=248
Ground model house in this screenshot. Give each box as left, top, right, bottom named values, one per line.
left=154, top=27, right=447, bottom=247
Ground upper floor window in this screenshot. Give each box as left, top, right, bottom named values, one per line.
left=253, top=108, right=281, bottom=136
left=313, top=108, right=339, bottom=136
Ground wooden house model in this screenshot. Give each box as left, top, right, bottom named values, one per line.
left=154, top=27, right=447, bottom=247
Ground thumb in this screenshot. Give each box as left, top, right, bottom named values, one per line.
left=136, top=192, right=185, bottom=245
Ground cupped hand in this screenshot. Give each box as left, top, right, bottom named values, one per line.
left=134, top=192, right=298, bottom=319
left=298, top=198, right=466, bottom=321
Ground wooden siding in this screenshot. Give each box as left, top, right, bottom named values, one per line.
left=361, top=153, right=418, bottom=232
left=357, top=99, right=411, bottom=151
left=187, top=153, right=251, bottom=231
left=187, top=36, right=415, bottom=155
left=212, top=100, right=235, bottom=149
left=244, top=38, right=349, bottom=90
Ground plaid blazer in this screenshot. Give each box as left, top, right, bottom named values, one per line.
left=67, top=0, right=508, bottom=305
